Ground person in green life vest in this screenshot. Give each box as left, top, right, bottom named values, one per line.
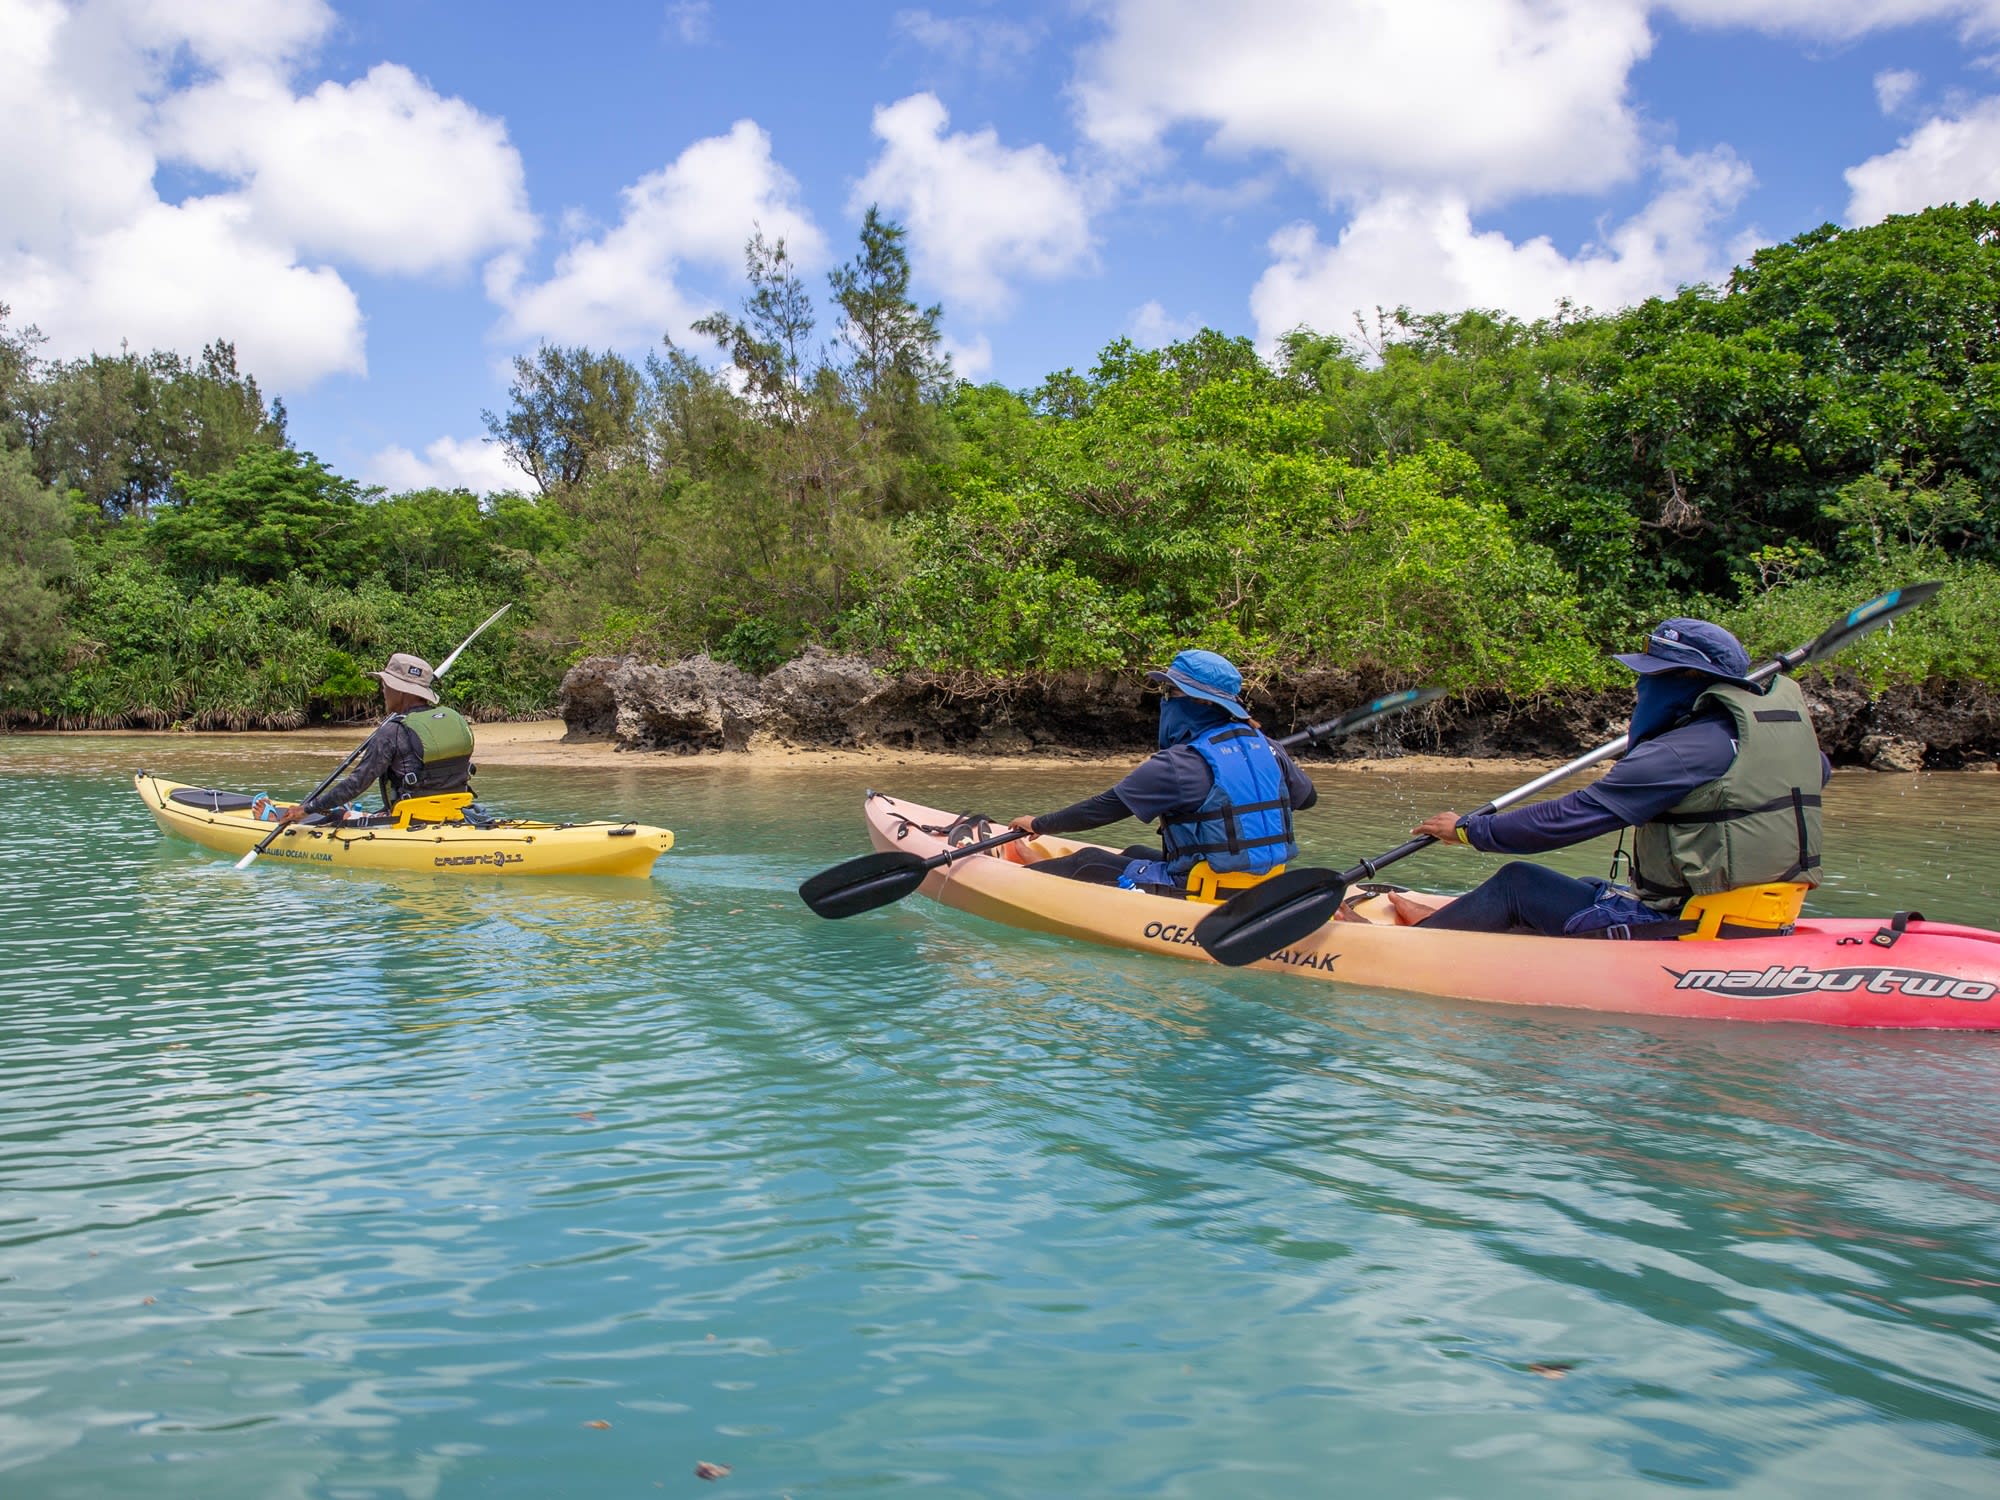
left=270, top=652, right=476, bottom=826
left=1406, top=618, right=1828, bottom=936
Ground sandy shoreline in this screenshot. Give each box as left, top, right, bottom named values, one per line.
left=8, top=718, right=1582, bottom=777
left=23, top=718, right=1984, bottom=776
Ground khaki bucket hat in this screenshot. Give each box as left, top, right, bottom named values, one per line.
left=372, top=652, right=439, bottom=704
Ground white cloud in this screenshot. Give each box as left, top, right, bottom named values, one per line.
left=1133, top=173, right=1280, bottom=216
left=118, top=0, right=337, bottom=68
left=1874, top=67, right=1921, bottom=113
left=0, top=0, right=527, bottom=388
left=893, top=8, right=1041, bottom=69
left=156, top=62, right=535, bottom=277
left=1845, top=95, right=2000, bottom=220
left=491, top=119, right=824, bottom=349
left=852, top=92, right=1095, bottom=314
left=941, top=331, right=993, bottom=380
left=1249, top=148, right=1753, bottom=346
left=663, top=1, right=712, bottom=45
left=1129, top=300, right=1201, bottom=347
left=364, top=434, right=526, bottom=496
left=1075, top=0, right=1656, bottom=206
left=0, top=0, right=158, bottom=245
left=1662, top=1, right=2000, bottom=41
left=6, top=196, right=365, bottom=387
left=0, top=0, right=366, bottom=384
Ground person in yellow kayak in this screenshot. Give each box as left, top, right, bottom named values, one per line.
left=270, top=652, right=477, bottom=826
left=1004, top=649, right=1317, bottom=897
left=1408, top=618, right=1828, bottom=936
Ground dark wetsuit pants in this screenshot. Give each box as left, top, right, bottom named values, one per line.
left=1414, top=861, right=1602, bottom=936
left=1032, top=844, right=1184, bottom=897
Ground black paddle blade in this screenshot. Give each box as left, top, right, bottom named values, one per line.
left=1329, top=685, right=1445, bottom=736
left=798, top=849, right=930, bottom=918
left=1803, top=579, right=1943, bottom=663
left=1192, top=867, right=1350, bottom=967
left=1285, top=685, right=1446, bottom=750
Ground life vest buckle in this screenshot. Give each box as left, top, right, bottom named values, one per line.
left=1676, top=882, right=1809, bottom=941
left=1185, top=861, right=1286, bottom=906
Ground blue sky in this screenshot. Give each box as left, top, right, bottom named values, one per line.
left=5, top=0, right=1998, bottom=497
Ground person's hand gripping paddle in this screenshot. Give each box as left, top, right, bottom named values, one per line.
left=798, top=686, right=1445, bottom=919
left=1191, top=582, right=1944, bottom=968
left=235, top=604, right=512, bottom=870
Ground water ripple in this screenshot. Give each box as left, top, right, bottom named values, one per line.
left=1, top=749, right=1997, bottom=1496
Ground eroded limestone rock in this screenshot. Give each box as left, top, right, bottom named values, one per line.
left=555, top=653, right=2000, bottom=764
left=1859, top=732, right=1927, bottom=772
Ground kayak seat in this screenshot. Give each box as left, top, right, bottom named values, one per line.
left=390, top=792, right=475, bottom=829
left=1677, top=882, right=1809, bottom=941
left=1185, top=861, right=1286, bottom=906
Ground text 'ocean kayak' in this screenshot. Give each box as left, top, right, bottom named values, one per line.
left=137, top=773, right=673, bottom=879
left=863, top=792, right=2000, bottom=1031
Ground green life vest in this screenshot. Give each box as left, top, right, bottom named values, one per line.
left=1630, top=675, right=1824, bottom=906
left=381, top=706, right=476, bottom=805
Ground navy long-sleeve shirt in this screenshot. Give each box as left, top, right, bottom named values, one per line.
left=304, top=718, right=426, bottom=813
left=1456, top=714, right=1831, bottom=854
left=1031, top=740, right=1319, bottom=835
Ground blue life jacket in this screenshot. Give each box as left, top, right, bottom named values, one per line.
left=1122, top=723, right=1296, bottom=888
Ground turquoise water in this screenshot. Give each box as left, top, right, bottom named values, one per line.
left=3, top=737, right=1998, bottom=1498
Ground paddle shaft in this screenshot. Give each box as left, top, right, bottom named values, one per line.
left=236, top=741, right=370, bottom=865
left=235, top=604, right=510, bottom=869
left=1191, top=581, right=1945, bottom=965
left=925, top=826, right=1031, bottom=868
left=800, top=686, right=1445, bottom=918
left=928, top=718, right=1372, bottom=872
left=1338, top=631, right=1867, bottom=885
left=882, top=696, right=1431, bottom=879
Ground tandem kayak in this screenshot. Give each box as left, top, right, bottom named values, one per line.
left=862, top=792, right=2000, bottom=1031
left=136, top=773, right=673, bottom=879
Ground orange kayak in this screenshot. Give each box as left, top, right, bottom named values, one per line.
left=863, top=792, right=2000, bottom=1030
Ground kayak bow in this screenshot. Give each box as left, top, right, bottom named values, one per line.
left=137, top=773, right=673, bottom=879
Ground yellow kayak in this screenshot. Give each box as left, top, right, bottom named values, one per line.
left=135, top=772, right=673, bottom=879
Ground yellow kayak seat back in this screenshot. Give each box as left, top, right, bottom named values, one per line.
left=391, top=792, right=474, bottom=828
left=1677, top=882, right=1809, bottom=940
left=1185, top=860, right=1285, bottom=906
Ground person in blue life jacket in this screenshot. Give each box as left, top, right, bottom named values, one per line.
left=1004, top=649, right=1318, bottom=897
left=1406, top=618, right=1830, bottom=936
left=270, top=651, right=478, bottom=827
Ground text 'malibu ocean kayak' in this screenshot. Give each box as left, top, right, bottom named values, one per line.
left=863, top=793, right=2000, bottom=1030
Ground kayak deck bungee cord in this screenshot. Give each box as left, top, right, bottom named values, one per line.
left=136, top=773, right=673, bottom=879
left=859, top=792, right=2000, bottom=1031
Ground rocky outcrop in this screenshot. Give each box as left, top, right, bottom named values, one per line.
left=1859, top=733, right=1927, bottom=772
left=1798, top=675, right=2000, bottom=767
left=557, top=654, right=2000, bottom=768
left=559, top=655, right=765, bottom=752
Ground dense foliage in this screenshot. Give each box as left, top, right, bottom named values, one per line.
left=2, top=201, right=1996, bottom=727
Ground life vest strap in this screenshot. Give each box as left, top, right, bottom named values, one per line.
left=1656, top=791, right=1822, bottom=826
left=1168, top=830, right=1296, bottom=858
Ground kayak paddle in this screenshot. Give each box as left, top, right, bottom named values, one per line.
left=798, top=685, right=1445, bottom=919
left=234, top=603, right=513, bottom=870
left=1192, top=581, right=1946, bottom=967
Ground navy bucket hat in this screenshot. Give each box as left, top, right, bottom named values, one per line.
left=1146, top=649, right=1251, bottom=719
left=1613, top=619, right=1755, bottom=685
